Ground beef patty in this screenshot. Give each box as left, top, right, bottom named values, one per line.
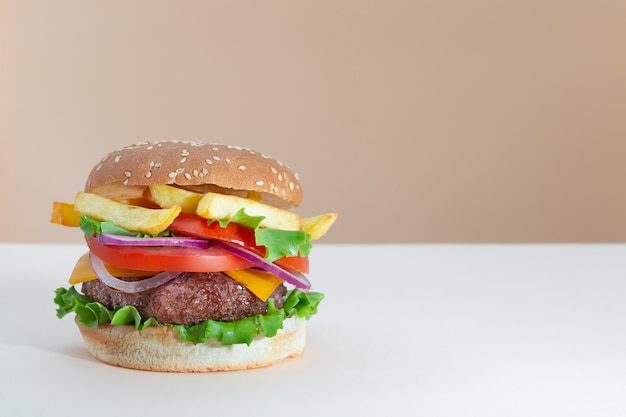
left=81, top=272, right=286, bottom=325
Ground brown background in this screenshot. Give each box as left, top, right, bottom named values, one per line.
left=2, top=0, right=625, bottom=244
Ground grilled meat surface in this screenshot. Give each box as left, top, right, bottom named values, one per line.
left=82, top=272, right=286, bottom=325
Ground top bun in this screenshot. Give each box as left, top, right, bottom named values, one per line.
left=85, top=141, right=303, bottom=209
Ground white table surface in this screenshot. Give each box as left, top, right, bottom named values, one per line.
left=1, top=243, right=625, bottom=416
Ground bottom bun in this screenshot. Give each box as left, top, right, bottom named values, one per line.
left=75, top=316, right=307, bottom=372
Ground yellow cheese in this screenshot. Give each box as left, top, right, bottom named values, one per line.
left=68, top=253, right=98, bottom=284
left=224, top=269, right=283, bottom=302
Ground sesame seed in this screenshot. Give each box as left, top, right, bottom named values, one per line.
left=238, top=165, right=246, bottom=170
left=145, top=172, right=152, bottom=178
left=212, top=156, right=221, bottom=161
left=225, top=158, right=231, bottom=164
left=193, top=169, right=199, bottom=177
left=124, top=171, right=131, bottom=177
left=289, top=182, right=294, bottom=190
left=270, top=167, right=278, bottom=174
left=123, top=178, right=129, bottom=185
left=115, top=155, right=122, bottom=163
left=180, top=157, right=187, bottom=163
left=96, top=163, right=103, bottom=171
left=168, top=172, right=177, bottom=178
left=181, top=149, right=190, bottom=157
left=205, top=159, right=212, bottom=165
left=184, top=173, right=192, bottom=180
left=256, top=180, right=264, bottom=186
left=278, top=173, right=283, bottom=181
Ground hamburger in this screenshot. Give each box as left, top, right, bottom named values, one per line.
left=51, top=140, right=337, bottom=372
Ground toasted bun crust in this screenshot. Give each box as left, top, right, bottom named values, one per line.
left=75, top=316, right=307, bottom=372
left=85, top=140, right=303, bottom=209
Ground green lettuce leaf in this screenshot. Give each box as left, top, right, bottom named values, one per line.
left=255, top=228, right=312, bottom=262
left=54, top=286, right=323, bottom=346
left=79, top=215, right=132, bottom=236
left=173, top=298, right=288, bottom=345
left=78, top=215, right=172, bottom=238
left=218, top=208, right=265, bottom=229
left=213, top=208, right=312, bottom=262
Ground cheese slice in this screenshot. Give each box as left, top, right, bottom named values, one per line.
left=68, top=253, right=98, bottom=284
left=224, top=269, right=283, bottom=302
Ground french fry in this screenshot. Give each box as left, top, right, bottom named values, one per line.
left=196, top=192, right=301, bottom=231
left=149, top=184, right=203, bottom=214
left=74, top=192, right=181, bottom=235
left=301, top=213, right=338, bottom=240
left=50, top=201, right=82, bottom=227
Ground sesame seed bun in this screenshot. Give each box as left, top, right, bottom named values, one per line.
left=75, top=316, right=307, bottom=372
left=85, top=140, right=303, bottom=209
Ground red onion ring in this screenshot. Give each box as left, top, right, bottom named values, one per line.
left=96, top=233, right=211, bottom=249
left=89, top=253, right=183, bottom=293
left=211, top=240, right=311, bottom=290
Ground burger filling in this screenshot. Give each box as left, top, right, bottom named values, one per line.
left=81, top=272, right=287, bottom=325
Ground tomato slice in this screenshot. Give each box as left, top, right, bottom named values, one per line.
left=272, top=251, right=309, bottom=274
left=168, top=213, right=309, bottom=273
left=86, top=236, right=254, bottom=272
left=169, top=213, right=257, bottom=248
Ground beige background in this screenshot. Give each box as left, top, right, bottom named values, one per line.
left=1, top=0, right=625, bottom=244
